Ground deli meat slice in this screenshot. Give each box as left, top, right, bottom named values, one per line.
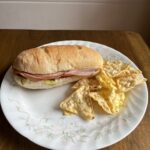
left=63, top=68, right=99, bottom=76
left=14, top=68, right=99, bottom=80
left=14, top=69, right=64, bottom=80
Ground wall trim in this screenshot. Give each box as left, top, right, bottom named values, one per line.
left=0, top=0, right=148, bottom=4
left=0, top=0, right=148, bottom=33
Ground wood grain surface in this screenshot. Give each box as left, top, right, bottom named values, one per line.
left=0, top=30, right=149, bottom=150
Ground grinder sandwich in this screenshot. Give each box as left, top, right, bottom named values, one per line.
left=12, top=45, right=103, bottom=89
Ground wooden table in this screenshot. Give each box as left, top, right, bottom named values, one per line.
left=0, top=30, right=150, bottom=150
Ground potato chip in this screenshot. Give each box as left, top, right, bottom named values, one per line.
left=103, top=60, right=129, bottom=77
left=94, top=69, right=126, bottom=113
left=72, top=78, right=102, bottom=91
left=89, top=89, right=125, bottom=114
left=60, top=86, right=95, bottom=120
left=107, top=90, right=125, bottom=113
left=72, top=79, right=90, bottom=89
left=63, top=111, right=73, bottom=116
left=89, top=92, right=112, bottom=114
left=114, top=69, right=146, bottom=92
left=96, top=70, right=117, bottom=90
left=103, top=60, right=146, bottom=92
left=115, top=76, right=136, bottom=92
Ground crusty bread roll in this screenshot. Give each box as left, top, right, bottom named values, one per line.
left=12, top=45, right=103, bottom=89
left=13, top=45, right=103, bottom=74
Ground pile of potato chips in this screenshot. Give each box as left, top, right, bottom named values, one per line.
left=60, top=60, right=146, bottom=120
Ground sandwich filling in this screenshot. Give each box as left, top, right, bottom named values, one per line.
left=13, top=68, right=99, bottom=81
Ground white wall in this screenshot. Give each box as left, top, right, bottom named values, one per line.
left=0, top=0, right=149, bottom=40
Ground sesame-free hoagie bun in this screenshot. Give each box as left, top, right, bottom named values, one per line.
left=12, top=45, right=103, bottom=89
left=13, top=45, right=103, bottom=74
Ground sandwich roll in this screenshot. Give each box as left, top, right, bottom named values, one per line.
left=12, top=45, right=103, bottom=89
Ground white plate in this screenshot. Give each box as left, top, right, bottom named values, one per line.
left=0, top=41, right=148, bottom=150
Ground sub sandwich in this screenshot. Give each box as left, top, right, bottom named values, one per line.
left=12, top=45, right=103, bottom=89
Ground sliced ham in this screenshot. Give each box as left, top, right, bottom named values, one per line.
left=63, top=68, right=99, bottom=76
left=13, top=68, right=99, bottom=81
left=14, top=69, right=64, bottom=80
